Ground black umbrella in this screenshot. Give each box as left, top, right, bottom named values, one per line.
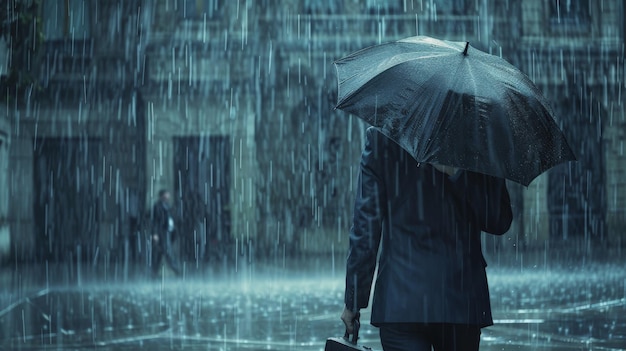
left=334, top=36, right=576, bottom=186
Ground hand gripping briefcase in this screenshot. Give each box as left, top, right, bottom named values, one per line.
left=325, top=315, right=374, bottom=351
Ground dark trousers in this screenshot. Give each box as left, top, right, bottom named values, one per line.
left=152, top=233, right=181, bottom=276
left=379, top=323, right=481, bottom=351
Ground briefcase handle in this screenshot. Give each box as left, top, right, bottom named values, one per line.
left=344, top=312, right=360, bottom=344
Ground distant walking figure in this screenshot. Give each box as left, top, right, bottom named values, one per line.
left=341, top=127, right=513, bottom=351
left=151, top=189, right=181, bottom=277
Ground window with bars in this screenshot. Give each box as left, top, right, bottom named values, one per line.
left=548, top=0, right=591, bottom=33
left=366, top=0, right=402, bottom=14
left=42, top=0, right=91, bottom=40
left=179, top=0, right=222, bottom=20
left=303, top=0, right=343, bottom=14
left=428, top=0, right=474, bottom=16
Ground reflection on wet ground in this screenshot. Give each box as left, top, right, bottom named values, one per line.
left=1, top=257, right=625, bottom=350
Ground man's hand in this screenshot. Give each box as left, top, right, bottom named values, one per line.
left=432, top=164, right=459, bottom=176
left=341, top=306, right=357, bottom=334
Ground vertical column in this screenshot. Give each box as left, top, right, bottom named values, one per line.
left=0, top=119, right=9, bottom=262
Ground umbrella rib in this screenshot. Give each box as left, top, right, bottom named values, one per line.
left=334, top=36, right=576, bottom=185
left=336, top=52, right=457, bottom=108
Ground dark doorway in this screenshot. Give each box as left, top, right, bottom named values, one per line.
left=173, top=136, right=231, bottom=264
left=33, top=137, right=103, bottom=262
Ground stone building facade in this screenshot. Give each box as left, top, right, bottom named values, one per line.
left=0, top=0, right=624, bottom=264
left=514, top=1, right=625, bottom=251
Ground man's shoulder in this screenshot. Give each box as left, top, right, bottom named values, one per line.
left=368, top=126, right=397, bottom=142
left=365, top=126, right=389, bottom=144
left=366, top=126, right=379, bottom=138
left=366, top=126, right=401, bottom=152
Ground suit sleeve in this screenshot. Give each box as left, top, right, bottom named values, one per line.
left=345, top=129, right=386, bottom=312
left=448, top=171, right=513, bottom=235
left=150, top=205, right=157, bottom=234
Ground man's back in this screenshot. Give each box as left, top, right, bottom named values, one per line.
left=345, top=127, right=512, bottom=327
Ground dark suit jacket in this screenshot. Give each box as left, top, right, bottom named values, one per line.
left=152, top=201, right=175, bottom=246
left=345, top=127, right=512, bottom=328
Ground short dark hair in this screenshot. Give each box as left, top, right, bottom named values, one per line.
left=158, top=189, right=169, bottom=197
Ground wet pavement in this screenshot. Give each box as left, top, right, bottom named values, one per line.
left=1, top=254, right=625, bottom=350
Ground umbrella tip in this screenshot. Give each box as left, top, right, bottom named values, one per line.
left=463, top=42, right=469, bottom=56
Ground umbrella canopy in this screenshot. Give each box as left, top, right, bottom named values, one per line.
left=334, top=36, right=576, bottom=186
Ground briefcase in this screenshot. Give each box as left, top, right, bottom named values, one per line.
left=325, top=315, right=374, bottom=351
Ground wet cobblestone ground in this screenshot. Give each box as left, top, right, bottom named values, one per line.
left=1, top=254, right=625, bottom=350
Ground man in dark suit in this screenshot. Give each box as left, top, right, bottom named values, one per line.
left=341, top=127, right=512, bottom=351
left=151, top=189, right=181, bottom=277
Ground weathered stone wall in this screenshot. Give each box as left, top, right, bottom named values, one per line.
left=511, top=1, right=625, bottom=248
left=5, top=0, right=145, bottom=262
left=0, top=109, right=9, bottom=262
left=3, top=0, right=625, bottom=262
left=7, top=96, right=143, bottom=260
left=1, top=39, right=11, bottom=262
